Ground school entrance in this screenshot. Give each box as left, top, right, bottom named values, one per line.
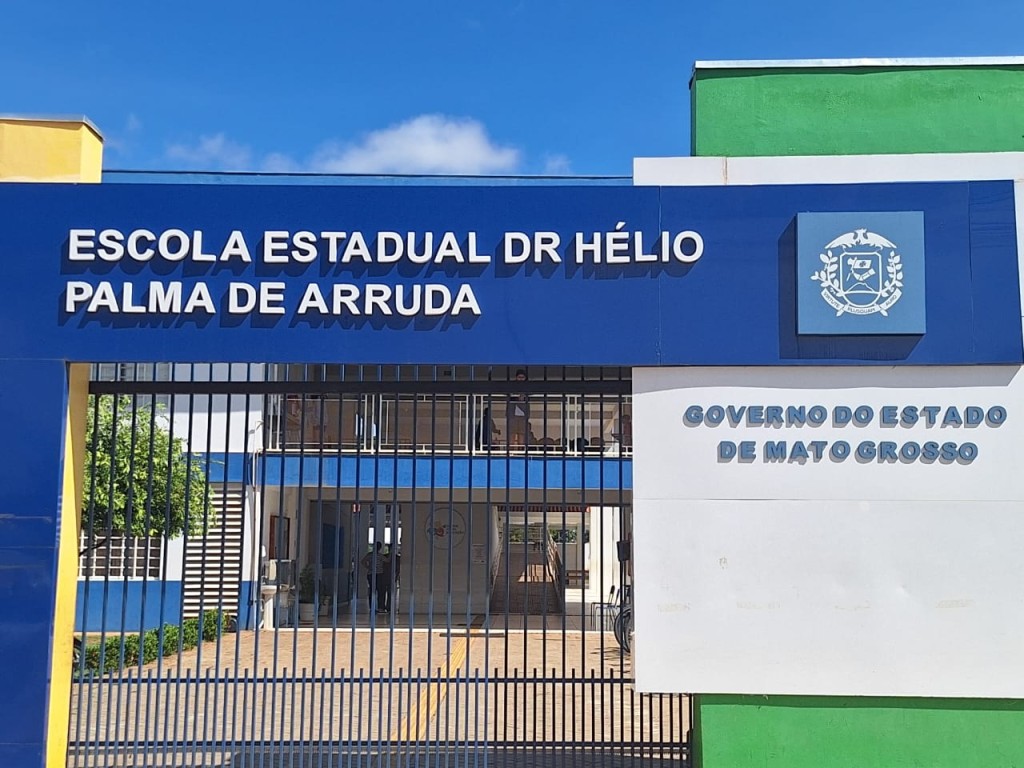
left=68, top=363, right=689, bottom=766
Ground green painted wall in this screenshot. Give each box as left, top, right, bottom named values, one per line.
left=687, top=61, right=1024, bottom=767
left=694, top=694, right=1024, bottom=768
left=691, top=65, right=1024, bottom=156
left=688, top=62, right=1024, bottom=767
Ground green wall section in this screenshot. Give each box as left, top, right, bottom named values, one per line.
left=688, top=61, right=1024, bottom=768
left=694, top=694, right=1024, bottom=768
left=692, top=66, right=1024, bottom=157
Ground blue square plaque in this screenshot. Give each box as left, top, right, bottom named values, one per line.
left=796, top=211, right=926, bottom=335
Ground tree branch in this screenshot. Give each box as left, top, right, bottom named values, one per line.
left=78, top=537, right=109, bottom=557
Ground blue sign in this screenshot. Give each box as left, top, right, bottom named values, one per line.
left=797, top=211, right=926, bottom=335
left=0, top=180, right=1019, bottom=366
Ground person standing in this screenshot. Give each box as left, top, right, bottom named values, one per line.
left=361, top=542, right=385, bottom=613
left=507, top=369, right=530, bottom=449
left=382, top=546, right=401, bottom=613
left=475, top=406, right=500, bottom=449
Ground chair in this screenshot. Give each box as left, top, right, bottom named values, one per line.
left=590, top=585, right=620, bottom=630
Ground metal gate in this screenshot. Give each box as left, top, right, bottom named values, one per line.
left=69, top=363, right=689, bottom=767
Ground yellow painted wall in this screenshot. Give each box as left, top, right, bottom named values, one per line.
left=0, top=118, right=102, bottom=183
left=0, top=116, right=101, bottom=767
left=48, top=367, right=88, bottom=768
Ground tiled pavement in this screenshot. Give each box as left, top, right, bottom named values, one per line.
left=67, top=627, right=689, bottom=767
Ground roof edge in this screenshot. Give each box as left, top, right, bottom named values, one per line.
left=693, top=56, right=1024, bottom=77
left=0, top=114, right=103, bottom=140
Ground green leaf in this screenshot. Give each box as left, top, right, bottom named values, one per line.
left=81, top=395, right=214, bottom=540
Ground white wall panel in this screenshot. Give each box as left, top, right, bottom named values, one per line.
left=1017, top=180, right=1024, bottom=340
left=632, top=365, right=1024, bottom=697
left=633, top=152, right=1024, bottom=187
left=634, top=366, right=1022, bottom=503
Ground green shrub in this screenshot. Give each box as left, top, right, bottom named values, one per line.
left=200, top=610, right=232, bottom=641
left=141, top=630, right=160, bottom=664
left=102, top=637, right=123, bottom=673
left=83, top=642, right=101, bottom=673
left=76, top=610, right=237, bottom=677
left=181, top=617, right=200, bottom=650
left=121, top=634, right=141, bottom=666
left=160, top=624, right=179, bottom=655
left=85, top=636, right=128, bottom=676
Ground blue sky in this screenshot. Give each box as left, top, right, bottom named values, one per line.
left=3, top=2, right=1022, bottom=175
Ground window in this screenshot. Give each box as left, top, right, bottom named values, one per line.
left=268, top=515, right=290, bottom=559
left=91, top=363, right=172, bottom=409
left=78, top=532, right=163, bottom=580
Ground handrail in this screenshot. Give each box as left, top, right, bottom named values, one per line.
left=545, top=533, right=566, bottom=611
left=265, top=392, right=633, bottom=455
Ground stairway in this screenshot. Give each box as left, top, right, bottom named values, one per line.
left=490, top=545, right=563, bottom=615
left=182, top=484, right=246, bottom=618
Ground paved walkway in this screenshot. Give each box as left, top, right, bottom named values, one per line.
left=68, top=628, right=689, bottom=767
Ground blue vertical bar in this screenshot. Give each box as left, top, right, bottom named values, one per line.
left=0, top=359, right=71, bottom=768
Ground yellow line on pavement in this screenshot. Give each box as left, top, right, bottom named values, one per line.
left=391, top=635, right=470, bottom=743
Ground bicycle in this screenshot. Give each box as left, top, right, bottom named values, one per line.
left=613, top=584, right=633, bottom=653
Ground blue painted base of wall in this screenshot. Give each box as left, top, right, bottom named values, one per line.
left=77, top=581, right=260, bottom=632
left=75, top=581, right=182, bottom=633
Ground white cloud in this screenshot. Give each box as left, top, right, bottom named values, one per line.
left=161, top=115, right=523, bottom=175
left=165, top=133, right=253, bottom=171
left=260, top=152, right=301, bottom=174
left=310, top=115, right=520, bottom=175
left=542, top=153, right=572, bottom=175
left=103, top=113, right=144, bottom=159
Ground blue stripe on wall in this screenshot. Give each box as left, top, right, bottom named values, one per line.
left=254, top=455, right=633, bottom=490
left=200, top=452, right=633, bottom=490
left=75, top=581, right=183, bottom=633
left=202, top=452, right=250, bottom=484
